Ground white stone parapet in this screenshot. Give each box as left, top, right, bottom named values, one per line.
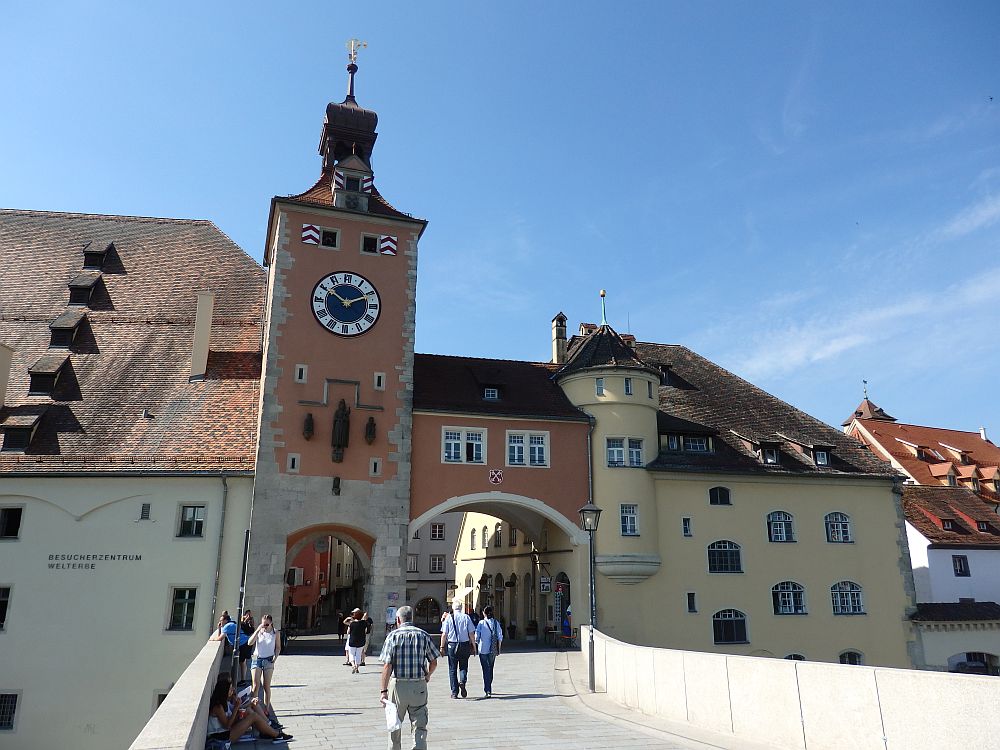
left=582, top=625, right=1000, bottom=750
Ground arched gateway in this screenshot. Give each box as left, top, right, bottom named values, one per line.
left=244, top=61, right=593, bottom=645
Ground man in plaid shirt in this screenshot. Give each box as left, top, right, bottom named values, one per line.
left=379, top=605, right=440, bottom=750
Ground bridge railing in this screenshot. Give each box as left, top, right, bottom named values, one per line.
left=129, top=639, right=224, bottom=750
left=581, top=626, right=999, bottom=750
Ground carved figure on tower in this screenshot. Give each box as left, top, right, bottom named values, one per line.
left=332, top=399, right=351, bottom=462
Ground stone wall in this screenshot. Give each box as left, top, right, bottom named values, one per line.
left=583, top=626, right=1000, bottom=749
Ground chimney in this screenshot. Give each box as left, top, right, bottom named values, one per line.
left=190, top=291, right=215, bottom=381
left=551, top=312, right=567, bottom=364
left=0, top=343, right=13, bottom=407
left=981, top=427, right=988, bottom=442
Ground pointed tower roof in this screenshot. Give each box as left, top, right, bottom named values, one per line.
left=842, top=398, right=897, bottom=426
left=555, top=324, right=659, bottom=379
left=318, top=59, right=379, bottom=169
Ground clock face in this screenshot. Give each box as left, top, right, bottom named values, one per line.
left=311, top=271, right=381, bottom=337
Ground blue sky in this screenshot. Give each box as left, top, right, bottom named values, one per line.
left=2, top=2, right=998, bottom=433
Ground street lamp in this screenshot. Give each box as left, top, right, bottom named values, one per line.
left=578, top=501, right=602, bottom=693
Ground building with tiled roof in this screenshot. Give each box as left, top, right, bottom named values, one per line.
left=0, top=209, right=264, bottom=748
left=844, top=402, right=1000, bottom=673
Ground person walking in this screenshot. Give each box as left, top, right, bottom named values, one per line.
left=439, top=600, right=476, bottom=698
left=474, top=605, right=503, bottom=698
left=379, top=605, right=439, bottom=750
left=345, top=608, right=369, bottom=673
left=238, top=610, right=256, bottom=682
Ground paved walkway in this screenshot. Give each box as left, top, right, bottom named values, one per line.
left=240, top=638, right=777, bottom=750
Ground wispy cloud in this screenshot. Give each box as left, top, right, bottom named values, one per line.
left=936, top=193, right=1000, bottom=240
left=724, top=267, right=1000, bottom=380
left=753, top=27, right=819, bottom=155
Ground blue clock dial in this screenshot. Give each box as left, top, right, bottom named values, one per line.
left=311, top=272, right=381, bottom=337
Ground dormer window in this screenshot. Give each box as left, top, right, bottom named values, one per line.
left=484, top=387, right=499, bottom=401
left=942, top=519, right=954, bottom=530
left=0, top=408, right=46, bottom=452
left=49, top=309, right=86, bottom=349
left=345, top=175, right=361, bottom=192
left=978, top=521, right=989, bottom=532
left=947, top=475, right=957, bottom=487
left=82, top=241, right=111, bottom=270
left=916, top=448, right=926, bottom=460
left=815, top=450, right=830, bottom=466
left=683, top=436, right=708, bottom=452
left=68, top=272, right=100, bottom=306
left=761, top=446, right=780, bottom=465
left=28, top=354, right=68, bottom=396
left=972, top=478, right=981, bottom=491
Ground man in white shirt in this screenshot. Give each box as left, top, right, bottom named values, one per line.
left=474, top=605, right=503, bottom=698
left=439, top=600, right=476, bottom=698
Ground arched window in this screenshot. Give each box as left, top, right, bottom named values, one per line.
left=831, top=581, right=864, bottom=614
left=465, top=573, right=473, bottom=587
left=767, top=511, right=795, bottom=542
left=707, top=540, right=742, bottom=573
left=712, top=609, right=748, bottom=644
left=771, top=581, right=806, bottom=614
left=825, top=512, right=852, bottom=543
left=494, top=523, right=503, bottom=548
left=482, top=526, right=489, bottom=549
left=709, top=486, right=731, bottom=506
left=495, top=573, right=505, bottom=591
left=784, top=653, right=806, bottom=661
left=839, top=650, right=864, bottom=665
left=470, top=529, right=476, bottom=550
left=414, top=597, right=441, bottom=628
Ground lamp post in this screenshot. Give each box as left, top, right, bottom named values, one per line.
left=578, top=501, right=602, bottom=693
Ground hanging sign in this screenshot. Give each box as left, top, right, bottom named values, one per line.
left=539, top=576, right=552, bottom=593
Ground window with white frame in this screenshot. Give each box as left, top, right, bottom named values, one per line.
left=831, top=581, right=865, bottom=614
left=624, top=377, right=633, bottom=395
left=508, top=434, right=525, bottom=465
left=0, top=693, right=18, bottom=731
left=825, top=512, right=852, bottom=543
left=430, top=523, right=445, bottom=541
left=683, top=436, right=708, bottom=452
left=470, top=529, right=476, bottom=550
left=772, top=581, right=806, bottom=614
left=529, top=434, right=547, bottom=466
left=429, top=555, right=445, bottom=574
left=482, top=526, right=489, bottom=549
left=628, top=438, right=643, bottom=467
left=647, top=380, right=654, bottom=399
left=682, top=517, right=692, bottom=537
left=815, top=449, right=830, bottom=466
left=767, top=511, right=795, bottom=542
left=0, top=507, right=23, bottom=539
left=406, top=554, right=419, bottom=573
left=620, top=504, right=639, bottom=536
left=484, top=387, right=499, bottom=401
left=177, top=506, right=205, bottom=538
left=168, top=587, right=197, bottom=630
left=494, top=523, right=503, bottom=548
left=839, top=650, right=864, bottom=665
left=712, top=609, right=748, bottom=644
left=509, top=526, right=518, bottom=546
left=707, top=540, right=742, bottom=572
left=761, top=446, right=780, bottom=465
left=595, top=377, right=605, bottom=396
left=607, top=438, right=625, bottom=466
left=442, top=428, right=485, bottom=464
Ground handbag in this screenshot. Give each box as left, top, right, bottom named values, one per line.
left=449, top=612, right=472, bottom=658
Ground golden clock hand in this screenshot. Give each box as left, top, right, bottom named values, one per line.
left=343, top=293, right=367, bottom=306
left=330, top=290, right=351, bottom=305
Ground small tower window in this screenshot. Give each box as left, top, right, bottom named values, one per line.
left=595, top=377, right=605, bottom=396
left=294, top=364, right=308, bottom=383
left=624, top=377, right=633, bottom=396
left=361, top=235, right=379, bottom=254
left=345, top=175, right=361, bottom=192
left=321, top=229, right=339, bottom=248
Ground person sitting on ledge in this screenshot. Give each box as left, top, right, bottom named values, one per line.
left=207, top=674, right=292, bottom=745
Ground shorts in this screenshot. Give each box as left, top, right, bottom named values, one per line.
left=238, top=644, right=253, bottom=661
left=252, top=655, right=275, bottom=671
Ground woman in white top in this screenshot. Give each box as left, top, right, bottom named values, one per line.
left=248, top=613, right=281, bottom=718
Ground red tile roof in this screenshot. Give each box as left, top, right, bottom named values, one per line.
left=284, top=168, right=423, bottom=223
left=0, top=209, right=264, bottom=473
left=903, top=485, right=1000, bottom=547
left=852, top=418, right=1000, bottom=494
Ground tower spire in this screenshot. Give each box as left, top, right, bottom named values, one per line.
left=345, top=39, right=367, bottom=103
left=600, top=289, right=608, bottom=326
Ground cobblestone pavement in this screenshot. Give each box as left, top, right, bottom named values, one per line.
left=237, top=639, right=774, bottom=750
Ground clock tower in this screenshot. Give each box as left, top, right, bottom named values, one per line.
left=247, top=50, right=426, bottom=633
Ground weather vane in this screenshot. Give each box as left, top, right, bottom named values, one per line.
left=600, top=289, right=607, bottom=326
left=346, top=39, right=367, bottom=64
left=863, top=379, right=869, bottom=399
